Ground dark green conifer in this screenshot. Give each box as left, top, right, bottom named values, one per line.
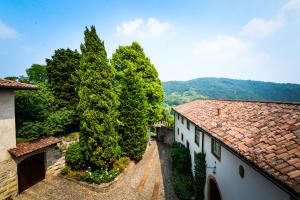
left=78, top=26, right=120, bottom=169
left=119, top=64, right=148, bottom=161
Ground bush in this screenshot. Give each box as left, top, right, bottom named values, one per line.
left=170, top=142, right=194, bottom=200
left=17, top=121, right=46, bottom=139
left=113, top=157, right=129, bottom=172
left=173, top=168, right=195, bottom=200
left=45, top=109, right=75, bottom=136
left=61, top=166, right=71, bottom=175
left=79, top=168, right=120, bottom=184
left=194, top=153, right=206, bottom=200
left=65, top=142, right=84, bottom=169
left=170, top=142, right=192, bottom=174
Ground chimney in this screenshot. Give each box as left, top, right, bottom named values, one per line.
left=217, top=108, right=221, bottom=116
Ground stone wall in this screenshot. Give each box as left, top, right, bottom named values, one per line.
left=46, top=146, right=65, bottom=177
left=0, top=159, right=18, bottom=199
left=157, top=127, right=174, bottom=146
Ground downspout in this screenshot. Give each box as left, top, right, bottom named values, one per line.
left=201, top=131, right=204, bottom=153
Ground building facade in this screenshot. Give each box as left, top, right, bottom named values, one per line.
left=173, top=99, right=300, bottom=200
left=0, top=80, right=65, bottom=199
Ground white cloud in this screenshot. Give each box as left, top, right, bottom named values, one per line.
left=146, top=17, right=171, bottom=36
left=281, top=0, right=300, bottom=12
left=193, top=35, right=270, bottom=69
left=239, top=18, right=283, bottom=38
left=116, top=18, right=143, bottom=36
left=0, top=21, right=17, bottom=39
left=239, top=0, right=300, bottom=39
left=116, top=17, right=170, bottom=39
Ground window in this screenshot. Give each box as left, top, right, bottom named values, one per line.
left=177, top=113, right=180, bottom=120
left=211, top=138, right=221, bottom=160
left=177, top=128, right=179, bottom=135
left=239, top=165, right=245, bottom=178
left=187, top=120, right=190, bottom=130
left=181, top=133, right=183, bottom=141
left=181, top=116, right=184, bottom=124
left=195, top=129, right=200, bottom=146
left=186, top=141, right=190, bottom=149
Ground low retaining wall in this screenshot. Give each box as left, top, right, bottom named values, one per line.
left=46, top=147, right=65, bottom=177
left=0, top=159, right=18, bottom=199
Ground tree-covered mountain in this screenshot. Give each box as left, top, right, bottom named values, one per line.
left=163, top=77, right=300, bottom=106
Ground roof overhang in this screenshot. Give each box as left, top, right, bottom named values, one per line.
left=8, top=137, right=60, bottom=158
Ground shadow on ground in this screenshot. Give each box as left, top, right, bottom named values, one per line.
left=156, top=139, right=179, bottom=200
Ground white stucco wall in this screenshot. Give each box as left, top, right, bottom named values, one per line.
left=174, top=112, right=291, bottom=200
left=0, top=90, right=18, bottom=199
left=0, top=90, right=16, bottom=162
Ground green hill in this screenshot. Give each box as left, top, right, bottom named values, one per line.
left=163, top=77, right=300, bottom=106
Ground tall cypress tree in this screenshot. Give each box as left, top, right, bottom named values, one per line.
left=111, top=42, right=164, bottom=125
left=119, top=64, right=148, bottom=161
left=78, top=26, right=120, bottom=169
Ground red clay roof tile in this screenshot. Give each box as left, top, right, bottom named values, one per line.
left=0, top=79, right=38, bottom=90
left=173, top=99, right=300, bottom=194
left=8, top=136, right=60, bottom=157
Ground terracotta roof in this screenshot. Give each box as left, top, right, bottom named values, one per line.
left=173, top=99, right=300, bottom=195
left=8, top=137, right=60, bottom=157
left=0, top=79, right=38, bottom=90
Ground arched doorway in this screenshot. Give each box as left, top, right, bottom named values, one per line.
left=209, top=178, right=221, bottom=200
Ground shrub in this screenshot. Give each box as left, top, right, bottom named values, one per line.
left=79, top=168, right=120, bottom=184
left=173, top=168, right=194, bottom=200
left=18, top=121, right=46, bottom=139
left=61, top=166, right=71, bottom=175
left=45, top=109, right=75, bottom=136
left=170, top=142, right=194, bottom=200
left=65, top=142, right=84, bottom=169
left=170, top=142, right=192, bottom=174
left=113, top=157, right=129, bottom=172
left=194, top=153, right=206, bottom=200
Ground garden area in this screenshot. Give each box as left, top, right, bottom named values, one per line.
left=8, top=26, right=165, bottom=185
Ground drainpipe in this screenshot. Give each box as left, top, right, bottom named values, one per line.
left=201, top=131, right=204, bottom=153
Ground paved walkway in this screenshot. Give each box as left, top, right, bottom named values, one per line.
left=15, top=140, right=178, bottom=200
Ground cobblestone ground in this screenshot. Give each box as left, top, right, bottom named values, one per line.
left=15, top=139, right=178, bottom=200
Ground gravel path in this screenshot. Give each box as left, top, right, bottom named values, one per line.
left=15, top=139, right=178, bottom=200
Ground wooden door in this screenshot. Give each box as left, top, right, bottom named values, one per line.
left=18, top=152, right=45, bottom=193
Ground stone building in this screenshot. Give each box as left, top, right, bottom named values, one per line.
left=0, top=79, right=64, bottom=199
left=173, top=99, right=300, bottom=200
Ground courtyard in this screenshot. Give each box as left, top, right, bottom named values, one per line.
left=15, top=140, right=178, bottom=200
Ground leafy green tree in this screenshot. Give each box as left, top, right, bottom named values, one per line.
left=111, top=42, right=164, bottom=125
left=15, top=83, right=56, bottom=139
left=78, top=26, right=120, bottom=169
left=46, top=49, right=80, bottom=110
left=119, top=64, right=148, bottom=161
left=26, top=64, right=47, bottom=83
left=4, top=76, right=19, bottom=81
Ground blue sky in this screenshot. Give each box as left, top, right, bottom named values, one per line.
left=0, top=0, right=299, bottom=83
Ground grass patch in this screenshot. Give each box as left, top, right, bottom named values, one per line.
left=61, top=132, right=80, bottom=142
left=16, top=137, right=34, bottom=144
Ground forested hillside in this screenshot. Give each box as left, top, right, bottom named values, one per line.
left=163, top=77, right=300, bottom=105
